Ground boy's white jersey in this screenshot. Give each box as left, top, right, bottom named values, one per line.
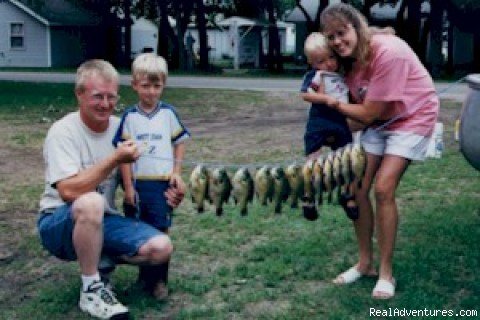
left=113, top=102, right=190, bottom=181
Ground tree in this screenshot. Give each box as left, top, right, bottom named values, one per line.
left=427, top=0, right=445, bottom=77
left=403, top=0, right=422, bottom=61
left=265, top=0, right=282, bottom=71
left=294, top=0, right=329, bottom=34
left=195, top=0, right=210, bottom=71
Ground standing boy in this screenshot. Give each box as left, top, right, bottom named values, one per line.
left=113, top=53, right=190, bottom=299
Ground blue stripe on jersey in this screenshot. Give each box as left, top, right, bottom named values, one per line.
left=112, top=106, right=138, bottom=147
left=136, top=103, right=162, bottom=119
left=159, top=102, right=191, bottom=140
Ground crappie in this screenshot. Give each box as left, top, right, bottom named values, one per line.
left=254, top=166, right=274, bottom=206
left=209, top=167, right=232, bottom=216
left=351, top=143, right=367, bottom=188
left=302, top=159, right=315, bottom=202
left=340, top=144, right=353, bottom=196
left=189, top=164, right=209, bottom=213
left=271, top=166, right=290, bottom=214
left=323, top=153, right=335, bottom=204
left=285, top=164, right=304, bottom=208
left=313, top=155, right=325, bottom=205
left=232, top=167, right=254, bottom=216
left=332, top=149, right=343, bottom=203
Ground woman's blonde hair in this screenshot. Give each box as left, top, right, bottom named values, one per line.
left=320, top=3, right=372, bottom=68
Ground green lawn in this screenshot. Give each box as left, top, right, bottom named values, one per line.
left=0, top=81, right=479, bottom=319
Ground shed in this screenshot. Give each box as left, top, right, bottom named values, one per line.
left=131, top=17, right=158, bottom=58
left=0, top=0, right=103, bottom=67
left=186, top=16, right=292, bottom=69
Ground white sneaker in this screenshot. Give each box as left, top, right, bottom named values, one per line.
left=79, top=281, right=129, bottom=319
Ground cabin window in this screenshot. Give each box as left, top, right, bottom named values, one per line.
left=10, top=23, right=25, bottom=49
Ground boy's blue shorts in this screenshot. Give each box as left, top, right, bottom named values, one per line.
left=136, top=180, right=173, bottom=230
left=37, top=204, right=163, bottom=261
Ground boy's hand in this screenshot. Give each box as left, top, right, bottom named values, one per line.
left=124, top=187, right=136, bottom=205
left=165, top=174, right=186, bottom=208
left=169, top=173, right=186, bottom=195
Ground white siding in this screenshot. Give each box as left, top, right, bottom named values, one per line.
left=131, top=18, right=158, bottom=58
left=186, top=28, right=231, bottom=60
left=0, top=1, right=49, bottom=67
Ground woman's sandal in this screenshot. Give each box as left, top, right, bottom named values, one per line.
left=339, top=193, right=359, bottom=220
left=372, top=278, right=396, bottom=299
left=332, top=266, right=377, bottom=285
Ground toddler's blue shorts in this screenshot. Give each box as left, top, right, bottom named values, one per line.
left=304, top=117, right=352, bottom=155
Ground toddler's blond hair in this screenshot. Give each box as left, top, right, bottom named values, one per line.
left=304, top=32, right=330, bottom=62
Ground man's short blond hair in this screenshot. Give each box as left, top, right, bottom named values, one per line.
left=132, top=53, right=168, bottom=82
left=75, top=59, right=119, bottom=93
left=304, top=32, right=329, bottom=60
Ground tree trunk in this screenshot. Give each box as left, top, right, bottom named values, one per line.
left=405, top=0, right=422, bottom=57
left=266, top=0, right=282, bottom=72
left=446, top=17, right=454, bottom=75
left=122, top=0, right=132, bottom=67
left=195, top=0, right=209, bottom=71
left=173, top=1, right=194, bottom=71
left=426, top=0, right=444, bottom=77
left=362, top=0, right=376, bottom=21
left=156, top=0, right=170, bottom=61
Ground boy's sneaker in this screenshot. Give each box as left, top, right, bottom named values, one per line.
left=79, top=280, right=129, bottom=319
left=152, top=282, right=169, bottom=300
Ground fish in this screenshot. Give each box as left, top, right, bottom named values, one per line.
left=313, top=155, right=325, bottom=205
left=332, top=148, right=343, bottom=203
left=189, top=164, right=210, bottom=213
left=208, top=167, right=232, bottom=216
left=340, top=144, right=353, bottom=196
left=254, top=166, right=274, bottom=206
left=285, top=164, right=304, bottom=208
left=302, top=159, right=315, bottom=203
left=323, top=153, right=335, bottom=204
left=232, top=167, right=255, bottom=216
left=271, top=166, right=290, bottom=214
left=350, top=143, right=368, bottom=188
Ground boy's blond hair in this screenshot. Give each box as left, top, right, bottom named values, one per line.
left=304, top=32, right=330, bottom=61
left=132, top=53, right=168, bottom=82
left=75, top=59, right=119, bottom=93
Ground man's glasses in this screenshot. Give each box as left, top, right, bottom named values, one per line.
left=90, top=93, right=120, bottom=104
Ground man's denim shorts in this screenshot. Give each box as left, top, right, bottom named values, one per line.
left=37, top=204, right=162, bottom=261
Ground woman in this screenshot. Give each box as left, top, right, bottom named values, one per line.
left=309, top=3, right=439, bottom=299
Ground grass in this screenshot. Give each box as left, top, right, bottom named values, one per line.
left=0, top=81, right=479, bottom=319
